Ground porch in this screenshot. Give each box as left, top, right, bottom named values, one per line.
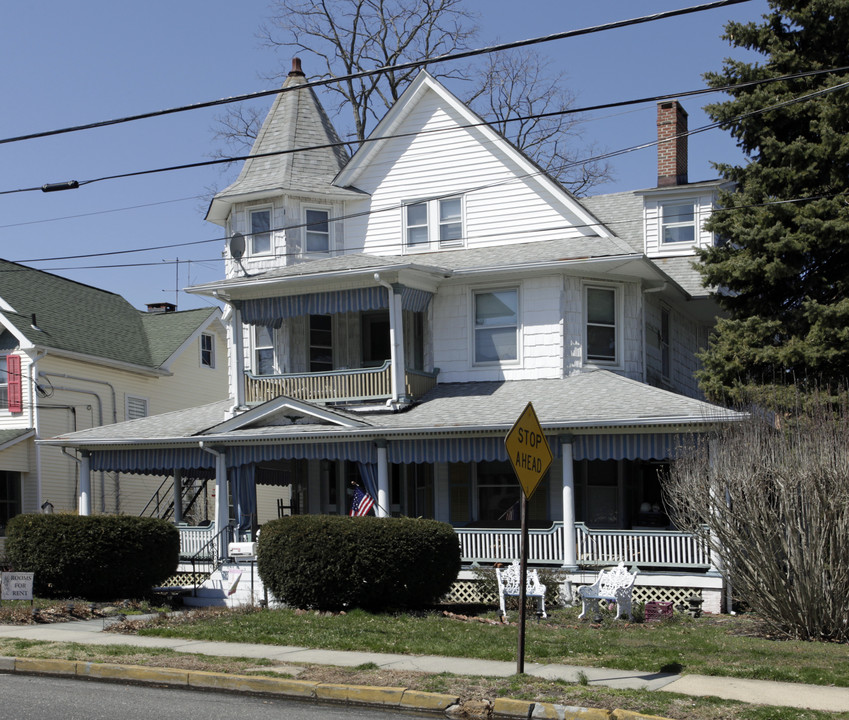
left=244, top=360, right=439, bottom=404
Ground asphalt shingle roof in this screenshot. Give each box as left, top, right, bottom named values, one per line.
left=0, top=260, right=218, bottom=369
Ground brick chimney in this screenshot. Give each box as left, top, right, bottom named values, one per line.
left=657, top=101, right=688, bottom=186
left=146, top=302, right=176, bottom=313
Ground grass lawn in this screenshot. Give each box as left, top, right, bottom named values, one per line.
left=130, top=604, right=849, bottom=688
left=2, top=601, right=849, bottom=720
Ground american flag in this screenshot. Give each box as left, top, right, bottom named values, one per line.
left=350, top=487, right=375, bottom=516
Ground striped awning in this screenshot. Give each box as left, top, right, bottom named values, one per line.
left=85, top=432, right=691, bottom=475
left=573, top=433, right=689, bottom=461
left=89, top=447, right=214, bottom=475
left=239, top=286, right=432, bottom=327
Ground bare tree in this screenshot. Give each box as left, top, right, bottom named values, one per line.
left=464, top=49, right=611, bottom=195
left=663, top=397, right=849, bottom=642
left=259, top=0, right=477, bottom=143
left=215, top=0, right=611, bottom=195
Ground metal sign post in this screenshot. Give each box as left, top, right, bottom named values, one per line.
left=505, top=402, right=552, bottom=675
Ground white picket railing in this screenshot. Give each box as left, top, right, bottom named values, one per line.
left=178, top=525, right=216, bottom=558
left=454, top=522, right=712, bottom=569
left=179, top=522, right=712, bottom=569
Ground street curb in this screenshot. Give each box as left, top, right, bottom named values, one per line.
left=1, top=656, right=673, bottom=719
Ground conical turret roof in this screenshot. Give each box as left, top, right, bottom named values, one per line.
left=206, top=59, right=362, bottom=225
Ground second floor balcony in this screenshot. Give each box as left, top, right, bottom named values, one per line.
left=244, top=360, right=439, bottom=405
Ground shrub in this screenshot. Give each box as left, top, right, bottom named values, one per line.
left=5, top=514, right=179, bottom=600
left=257, top=515, right=460, bottom=610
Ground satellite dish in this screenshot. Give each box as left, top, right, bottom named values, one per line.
left=229, top=232, right=246, bottom=260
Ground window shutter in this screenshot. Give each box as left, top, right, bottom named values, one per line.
left=6, top=354, right=22, bottom=413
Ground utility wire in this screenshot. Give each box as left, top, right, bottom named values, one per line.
left=11, top=75, right=849, bottom=266
left=0, top=0, right=750, bottom=149
left=3, top=64, right=847, bottom=198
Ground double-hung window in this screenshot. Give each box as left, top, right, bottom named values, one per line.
left=585, top=286, right=618, bottom=364
left=200, top=333, right=215, bottom=369
left=405, top=197, right=463, bottom=250
left=660, top=200, right=696, bottom=245
left=474, top=289, right=518, bottom=364
left=249, top=208, right=272, bottom=255
left=304, top=208, right=330, bottom=254
left=254, top=326, right=275, bottom=375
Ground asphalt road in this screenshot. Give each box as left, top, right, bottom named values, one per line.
left=0, top=673, right=422, bottom=720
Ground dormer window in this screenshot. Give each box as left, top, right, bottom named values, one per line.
left=405, top=196, right=464, bottom=250
left=250, top=208, right=272, bottom=255
left=660, top=200, right=696, bottom=245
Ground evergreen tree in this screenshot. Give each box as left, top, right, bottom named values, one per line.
left=697, top=0, right=849, bottom=406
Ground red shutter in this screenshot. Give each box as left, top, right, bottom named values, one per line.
left=6, top=354, right=22, bottom=413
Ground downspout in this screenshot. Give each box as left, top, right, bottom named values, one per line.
left=374, top=274, right=408, bottom=408
left=28, top=352, right=46, bottom=509
left=200, top=442, right=230, bottom=557
left=640, top=284, right=667, bottom=383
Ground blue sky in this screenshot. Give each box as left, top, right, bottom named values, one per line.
left=0, top=1, right=767, bottom=311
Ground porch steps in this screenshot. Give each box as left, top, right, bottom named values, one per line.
left=181, top=563, right=275, bottom=609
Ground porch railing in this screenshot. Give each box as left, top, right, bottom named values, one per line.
left=454, top=522, right=712, bottom=569
left=178, top=524, right=216, bottom=559
left=575, top=523, right=712, bottom=568
left=244, top=361, right=439, bottom=404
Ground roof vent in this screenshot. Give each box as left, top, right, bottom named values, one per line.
left=146, top=302, right=177, bottom=314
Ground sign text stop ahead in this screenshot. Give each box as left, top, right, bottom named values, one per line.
left=505, top=402, right=553, bottom=500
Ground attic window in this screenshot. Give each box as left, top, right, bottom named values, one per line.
left=404, top=197, right=464, bottom=250
left=200, top=333, right=215, bottom=368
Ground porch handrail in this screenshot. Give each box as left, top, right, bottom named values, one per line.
left=245, top=361, right=392, bottom=403
left=456, top=523, right=565, bottom=565
left=455, top=522, right=712, bottom=569
left=574, top=523, right=712, bottom=568
left=189, top=524, right=234, bottom=597
left=245, top=361, right=439, bottom=404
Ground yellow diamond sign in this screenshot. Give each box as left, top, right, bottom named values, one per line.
left=505, top=402, right=553, bottom=500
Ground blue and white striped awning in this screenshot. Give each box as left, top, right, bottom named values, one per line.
left=89, top=448, right=214, bottom=475
left=572, top=433, right=689, bottom=461
left=239, top=286, right=432, bottom=327
left=85, top=432, right=691, bottom=475
left=227, top=441, right=376, bottom=466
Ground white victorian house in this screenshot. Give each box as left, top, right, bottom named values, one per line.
left=43, top=61, right=741, bottom=611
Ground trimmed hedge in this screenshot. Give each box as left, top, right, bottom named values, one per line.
left=5, top=514, right=179, bottom=600
left=257, top=515, right=461, bottom=610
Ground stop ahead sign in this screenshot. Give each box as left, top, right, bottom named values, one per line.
left=505, top=402, right=553, bottom=500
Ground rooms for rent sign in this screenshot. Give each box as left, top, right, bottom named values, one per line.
left=1, top=572, right=34, bottom=601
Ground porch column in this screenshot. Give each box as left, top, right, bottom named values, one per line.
left=79, top=450, right=91, bottom=516
left=172, top=470, right=183, bottom=524
left=375, top=276, right=406, bottom=404
left=214, top=450, right=229, bottom=555
left=390, top=285, right=407, bottom=401
left=230, top=302, right=246, bottom=413
left=560, top=435, right=577, bottom=570
left=376, top=440, right=390, bottom=518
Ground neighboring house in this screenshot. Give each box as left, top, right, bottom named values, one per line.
left=43, top=61, right=743, bottom=611
left=0, top=260, right=228, bottom=549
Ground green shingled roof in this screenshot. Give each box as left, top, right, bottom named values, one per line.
left=0, top=259, right=218, bottom=370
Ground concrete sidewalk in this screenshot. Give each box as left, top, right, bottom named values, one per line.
left=0, top=617, right=847, bottom=714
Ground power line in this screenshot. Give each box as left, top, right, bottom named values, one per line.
left=4, top=63, right=847, bottom=198
left=0, top=0, right=751, bottom=149
left=10, top=74, right=849, bottom=267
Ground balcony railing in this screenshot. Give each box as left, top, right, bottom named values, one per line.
left=244, top=360, right=439, bottom=404
left=454, top=522, right=713, bottom=569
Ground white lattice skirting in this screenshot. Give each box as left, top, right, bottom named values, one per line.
left=445, top=570, right=724, bottom=614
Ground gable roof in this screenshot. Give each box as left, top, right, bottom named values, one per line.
left=206, top=63, right=362, bottom=225
left=334, top=71, right=612, bottom=240
left=0, top=259, right=221, bottom=371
